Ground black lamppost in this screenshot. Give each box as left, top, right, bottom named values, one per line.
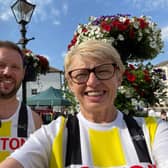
left=11, top=0, right=36, bottom=104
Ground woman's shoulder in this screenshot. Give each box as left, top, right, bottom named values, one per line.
left=43, top=115, right=67, bottom=133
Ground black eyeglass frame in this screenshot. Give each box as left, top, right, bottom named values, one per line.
left=68, top=63, right=118, bottom=85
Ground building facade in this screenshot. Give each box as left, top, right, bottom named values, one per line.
left=153, top=60, right=168, bottom=111
left=17, top=66, right=63, bottom=100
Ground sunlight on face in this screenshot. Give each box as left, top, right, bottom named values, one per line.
left=0, top=48, right=24, bottom=99
left=68, top=56, right=121, bottom=114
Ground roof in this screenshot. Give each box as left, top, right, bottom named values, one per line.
left=48, top=66, right=63, bottom=73
left=155, top=60, right=168, bottom=67
left=27, top=86, right=71, bottom=106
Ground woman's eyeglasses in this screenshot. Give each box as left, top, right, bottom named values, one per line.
left=68, top=63, right=118, bottom=84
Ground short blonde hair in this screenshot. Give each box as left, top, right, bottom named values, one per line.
left=64, top=40, right=125, bottom=76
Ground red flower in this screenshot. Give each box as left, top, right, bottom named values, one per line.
left=111, top=19, right=120, bottom=28
left=124, top=69, right=130, bottom=76
left=36, top=55, right=49, bottom=74
left=124, top=19, right=130, bottom=27
left=118, top=23, right=128, bottom=31
left=71, top=34, right=78, bottom=44
left=68, top=34, right=78, bottom=50
left=144, top=75, right=151, bottom=82
left=129, top=64, right=135, bottom=70
left=101, top=21, right=111, bottom=32
left=124, top=66, right=136, bottom=82
left=111, top=19, right=129, bottom=31
left=129, top=28, right=135, bottom=39
left=133, top=85, right=139, bottom=92
left=143, top=69, right=151, bottom=82
left=82, top=27, right=88, bottom=33
left=138, top=18, right=148, bottom=29
left=68, top=44, right=73, bottom=50
left=126, top=72, right=136, bottom=82
left=143, top=69, right=149, bottom=75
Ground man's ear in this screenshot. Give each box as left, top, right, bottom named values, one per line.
left=22, top=67, right=26, bottom=81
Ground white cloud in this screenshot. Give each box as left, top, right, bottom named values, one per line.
left=29, top=0, right=53, bottom=5
left=0, top=0, right=15, bottom=21
left=0, top=0, right=11, bottom=5
left=53, top=20, right=61, bottom=26
left=51, top=8, right=60, bottom=17
left=31, top=1, right=54, bottom=22
left=30, top=0, right=68, bottom=24
left=0, top=8, right=12, bottom=21
left=131, top=0, right=168, bottom=11
left=0, top=0, right=68, bottom=25
left=62, top=2, right=68, bottom=15
left=61, top=50, right=66, bottom=58
left=162, top=26, right=168, bottom=41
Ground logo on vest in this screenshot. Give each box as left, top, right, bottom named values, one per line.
left=0, top=137, right=26, bottom=150
left=132, top=134, right=145, bottom=141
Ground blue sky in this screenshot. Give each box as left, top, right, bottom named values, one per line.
left=0, top=0, right=168, bottom=70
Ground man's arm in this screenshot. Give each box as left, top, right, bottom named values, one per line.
left=0, top=158, right=23, bottom=168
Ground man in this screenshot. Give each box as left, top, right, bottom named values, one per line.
left=0, top=40, right=42, bottom=162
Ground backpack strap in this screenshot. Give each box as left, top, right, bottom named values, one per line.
left=123, top=114, right=152, bottom=163
left=65, top=114, right=82, bottom=166
left=17, top=102, right=28, bottom=137
left=64, top=113, right=152, bottom=165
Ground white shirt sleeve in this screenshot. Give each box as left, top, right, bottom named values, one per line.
left=9, top=118, right=63, bottom=168
left=152, top=120, right=168, bottom=168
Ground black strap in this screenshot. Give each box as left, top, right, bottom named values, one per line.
left=62, top=113, right=152, bottom=166
left=65, top=114, right=82, bottom=166
left=123, top=114, right=152, bottom=163
left=17, top=102, right=28, bottom=137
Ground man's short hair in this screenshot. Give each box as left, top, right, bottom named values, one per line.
left=0, top=40, right=25, bottom=67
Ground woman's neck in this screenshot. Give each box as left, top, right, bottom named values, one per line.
left=80, top=106, right=117, bottom=123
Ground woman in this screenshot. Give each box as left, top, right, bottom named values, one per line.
left=0, top=40, right=168, bottom=168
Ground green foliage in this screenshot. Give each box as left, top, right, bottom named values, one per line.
left=63, top=80, right=79, bottom=113
left=115, top=63, right=167, bottom=115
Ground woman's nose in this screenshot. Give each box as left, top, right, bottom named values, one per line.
left=86, top=72, right=100, bottom=86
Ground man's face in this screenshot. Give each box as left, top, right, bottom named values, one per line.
left=0, top=47, right=25, bottom=99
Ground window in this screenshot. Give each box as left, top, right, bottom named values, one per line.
left=32, top=89, right=37, bottom=95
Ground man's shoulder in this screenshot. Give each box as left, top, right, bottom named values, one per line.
left=31, top=110, right=43, bottom=129
left=22, top=103, right=43, bottom=130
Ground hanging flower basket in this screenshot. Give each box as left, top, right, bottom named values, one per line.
left=68, top=14, right=164, bottom=63
left=24, top=64, right=37, bottom=82
left=22, top=49, right=49, bottom=82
